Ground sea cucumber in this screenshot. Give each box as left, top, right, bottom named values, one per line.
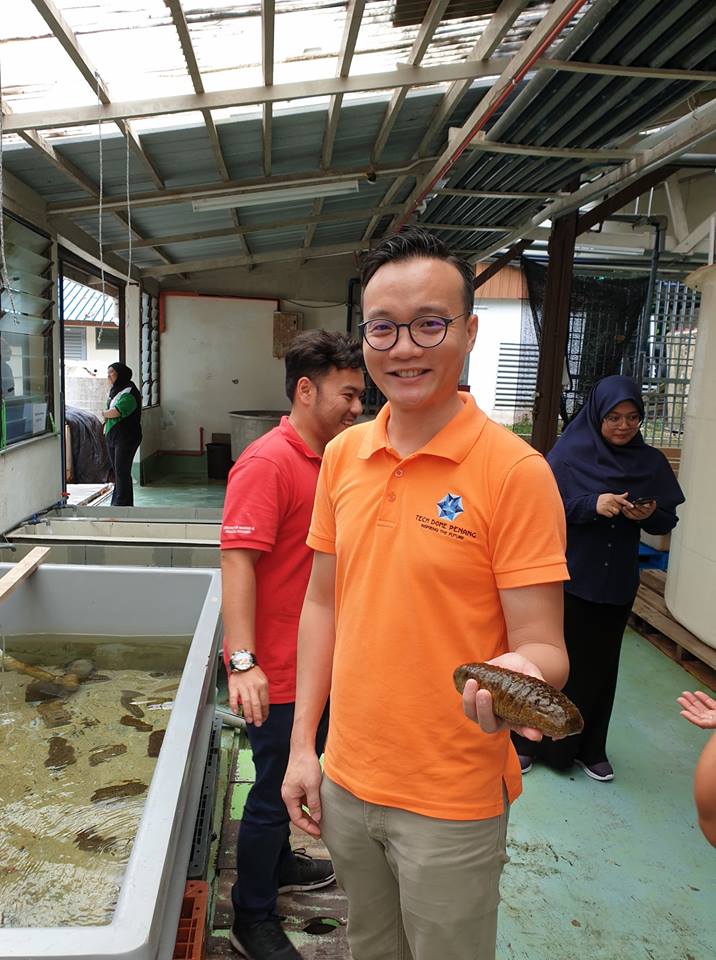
left=453, top=662, right=583, bottom=738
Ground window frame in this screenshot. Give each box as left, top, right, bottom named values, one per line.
left=0, top=211, right=55, bottom=450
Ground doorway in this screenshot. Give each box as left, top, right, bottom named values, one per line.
left=58, top=252, right=126, bottom=487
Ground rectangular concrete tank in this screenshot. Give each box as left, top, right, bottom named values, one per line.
left=6, top=512, right=221, bottom=568
left=0, top=563, right=222, bottom=960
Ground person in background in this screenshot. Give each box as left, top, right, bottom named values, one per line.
left=222, top=330, right=364, bottom=960
left=282, top=228, right=569, bottom=960
left=100, top=361, right=142, bottom=506
left=514, top=375, right=685, bottom=782
left=678, top=689, right=716, bottom=846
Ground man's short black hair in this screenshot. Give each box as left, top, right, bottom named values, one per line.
left=285, top=329, right=363, bottom=403
left=359, top=226, right=475, bottom=314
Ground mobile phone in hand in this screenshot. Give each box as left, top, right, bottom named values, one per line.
left=631, top=496, right=655, bottom=506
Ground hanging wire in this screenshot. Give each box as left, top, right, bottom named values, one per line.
left=95, top=71, right=108, bottom=346
left=0, top=53, right=19, bottom=324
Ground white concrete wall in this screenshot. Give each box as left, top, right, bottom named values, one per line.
left=0, top=434, right=63, bottom=532
left=468, top=299, right=523, bottom=419
left=157, top=293, right=348, bottom=452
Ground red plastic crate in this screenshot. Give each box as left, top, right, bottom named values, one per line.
left=173, top=880, right=209, bottom=960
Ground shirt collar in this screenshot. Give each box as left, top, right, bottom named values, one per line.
left=357, top=393, right=487, bottom=464
left=278, top=416, right=322, bottom=461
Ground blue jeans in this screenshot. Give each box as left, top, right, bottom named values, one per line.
left=232, top=701, right=329, bottom=923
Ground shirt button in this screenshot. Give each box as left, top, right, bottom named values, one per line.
left=394, top=468, right=404, bottom=478
left=604, top=561, right=609, bottom=566
left=608, top=543, right=612, bottom=547
left=610, top=524, right=615, bottom=529
left=387, top=492, right=396, bottom=502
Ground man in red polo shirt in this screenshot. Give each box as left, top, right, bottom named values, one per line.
left=221, top=330, right=364, bottom=960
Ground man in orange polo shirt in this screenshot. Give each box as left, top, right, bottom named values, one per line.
left=282, top=228, right=569, bottom=960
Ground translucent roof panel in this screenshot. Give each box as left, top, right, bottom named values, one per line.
left=0, top=0, right=555, bottom=138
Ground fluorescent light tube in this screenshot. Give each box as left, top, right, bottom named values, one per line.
left=192, top=180, right=360, bottom=212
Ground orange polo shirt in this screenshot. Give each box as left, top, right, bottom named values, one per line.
left=307, top=394, right=568, bottom=820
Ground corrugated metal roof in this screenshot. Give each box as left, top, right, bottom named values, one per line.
left=0, top=0, right=714, bottom=278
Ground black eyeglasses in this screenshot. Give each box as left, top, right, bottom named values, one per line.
left=359, top=313, right=467, bottom=351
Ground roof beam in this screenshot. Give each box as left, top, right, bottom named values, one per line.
left=48, top=158, right=437, bottom=215
left=101, top=203, right=406, bottom=252
left=142, top=241, right=365, bottom=279
left=673, top=213, right=715, bottom=254
left=455, top=133, right=633, bottom=162
left=538, top=59, right=716, bottom=84
left=436, top=187, right=567, bottom=200
left=138, top=226, right=658, bottom=280
left=321, top=0, right=366, bottom=169
left=421, top=221, right=525, bottom=234
left=6, top=48, right=712, bottom=141
left=1, top=57, right=518, bottom=133
left=664, top=174, right=689, bottom=244
left=305, top=0, right=366, bottom=254
left=262, top=0, right=275, bottom=177
left=164, top=0, right=252, bottom=259
left=370, top=0, right=450, bottom=166
left=164, top=0, right=229, bottom=181
left=28, top=0, right=165, bottom=190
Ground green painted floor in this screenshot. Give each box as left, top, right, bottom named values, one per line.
left=133, top=475, right=227, bottom=508
left=498, top=627, right=714, bottom=960
left=209, top=629, right=714, bottom=960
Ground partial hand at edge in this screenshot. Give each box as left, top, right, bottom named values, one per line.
left=462, top=651, right=545, bottom=742
left=678, top=690, right=716, bottom=730
left=228, top=666, right=269, bottom=726
left=281, top=749, right=323, bottom=838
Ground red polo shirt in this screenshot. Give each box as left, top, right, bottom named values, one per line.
left=220, top=417, right=321, bottom=703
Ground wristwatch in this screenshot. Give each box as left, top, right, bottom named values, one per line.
left=229, top=649, right=258, bottom=673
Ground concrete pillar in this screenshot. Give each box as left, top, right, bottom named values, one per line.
left=664, top=264, right=716, bottom=650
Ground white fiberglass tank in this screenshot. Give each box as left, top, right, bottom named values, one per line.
left=664, top=264, right=716, bottom=650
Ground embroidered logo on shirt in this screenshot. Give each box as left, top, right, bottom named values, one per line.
left=437, top=493, right=464, bottom=522
left=223, top=524, right=256, bottom=536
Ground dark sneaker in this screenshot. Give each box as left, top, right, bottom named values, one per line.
left=518, top=754, right=533, bottom=774
left=575, top=759, right=614, bottom=782
left=277, top=849, right=336, bottom=894
left=230, top=916, right=302, bottom=959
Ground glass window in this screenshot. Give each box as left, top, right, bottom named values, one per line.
left=1, top=214, right=54, bottom=448
left=95, top=325, right=119, bottom=351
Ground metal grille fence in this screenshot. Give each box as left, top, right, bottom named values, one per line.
left=501, top=266, right=701, bottom=447
left=636, top=280, right=700, bottom=448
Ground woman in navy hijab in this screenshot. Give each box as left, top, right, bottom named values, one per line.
left=514, top=375, right=684, bottom=782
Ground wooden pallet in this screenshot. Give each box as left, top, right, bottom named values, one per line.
left=631, top=569, right=716, bottom=689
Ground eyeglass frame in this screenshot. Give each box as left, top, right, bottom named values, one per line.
left=602, top=412, right=642, bottom=426
left=358, top=312, right=469, bottom=351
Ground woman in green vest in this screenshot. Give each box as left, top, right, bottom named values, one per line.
left=101, top=362, right=142, bottom=506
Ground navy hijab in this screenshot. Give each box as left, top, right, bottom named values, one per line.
left=547, top=375, right=684, bottom=509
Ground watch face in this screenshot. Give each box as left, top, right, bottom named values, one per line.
left=230, top=650, right=256, bottom=672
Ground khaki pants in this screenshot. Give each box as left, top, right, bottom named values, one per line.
left=320, top=776, right=509, bottom=960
